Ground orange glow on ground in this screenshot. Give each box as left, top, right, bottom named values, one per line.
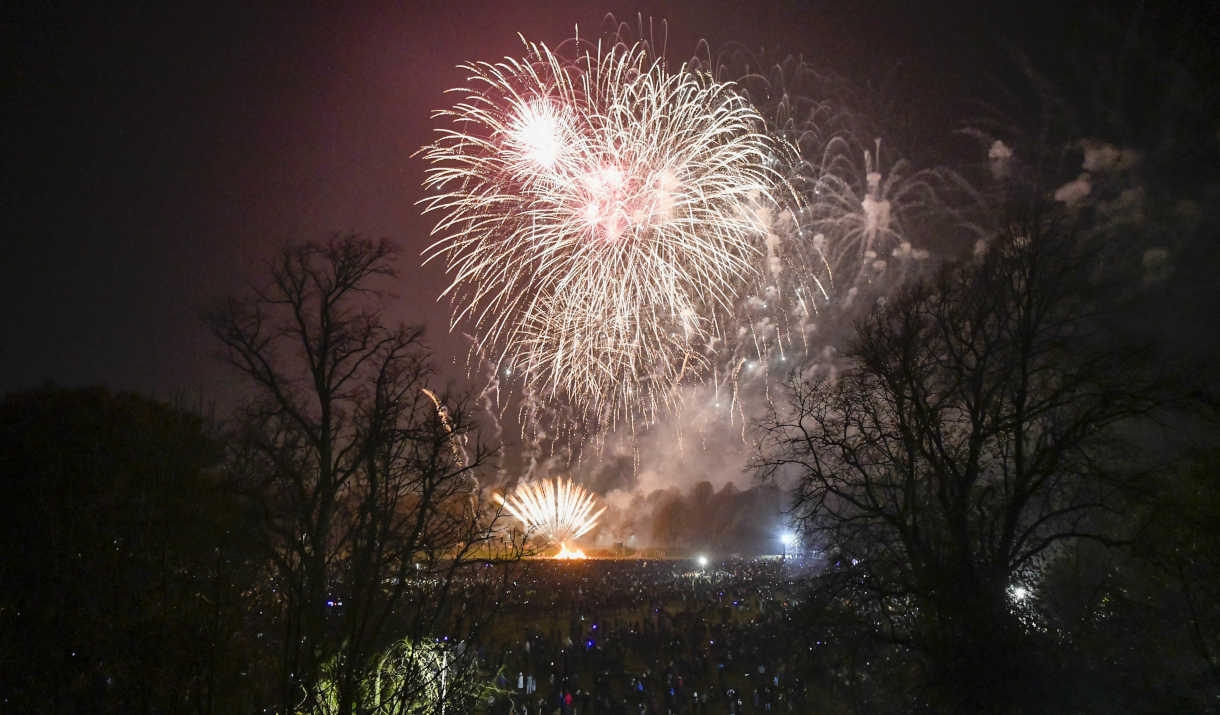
left=554, top=543, right=587, bottom=559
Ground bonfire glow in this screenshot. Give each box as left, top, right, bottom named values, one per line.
left=554, top=543, right=588, bottom=560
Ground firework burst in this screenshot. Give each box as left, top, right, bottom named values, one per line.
left=646, top=50, right=977, bottom=439
left=494, top=477, right=607, bottom=545
left=420, top=32, right=797, bottom=428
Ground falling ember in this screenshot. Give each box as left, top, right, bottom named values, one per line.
left=493, top=477, right=606, bottom=546
left=554, top=543, right=587, bottom=560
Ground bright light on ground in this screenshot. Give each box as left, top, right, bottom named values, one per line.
left=554, top=543, right=587, bottom=559
left=697, top=555, right=708, bottom=568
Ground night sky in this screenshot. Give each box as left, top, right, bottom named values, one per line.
left=6, top=7, right=1219, bottom=710
left=5, top=0, right=1212, bottom=404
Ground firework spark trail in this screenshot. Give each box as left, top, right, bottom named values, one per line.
left=494, top=477, right=607, bottom=544
left=685, top=50, right=975, bottom=425
left=421, top=388, right=465, bottom=468
left=421, top=32, right=797, bottom=429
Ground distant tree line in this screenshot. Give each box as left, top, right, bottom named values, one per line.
left=1, top=386, right=260, bottom=713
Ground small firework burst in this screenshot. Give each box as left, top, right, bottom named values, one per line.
left=494, top=477, right=606, bottom=545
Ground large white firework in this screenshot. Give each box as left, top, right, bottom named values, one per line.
left=420, top=33, right=796, bottom=428
left=494, top=477, right=607, bottom=544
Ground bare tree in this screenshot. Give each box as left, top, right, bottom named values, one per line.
left=753, top=224, right=1162, bottom=710
left=207, top=236, right=516, bottom=714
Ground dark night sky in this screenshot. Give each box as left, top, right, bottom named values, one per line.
left=4, top=0, right=1212, bottom=404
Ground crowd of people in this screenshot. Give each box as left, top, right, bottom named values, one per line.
left=474, top=557, right=816, bottom=714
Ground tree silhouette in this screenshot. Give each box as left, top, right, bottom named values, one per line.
left=753, top=225, right=1163, bottom=710
left=206, top=235, right=516, bottom=714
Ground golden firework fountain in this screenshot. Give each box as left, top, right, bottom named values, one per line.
left=494, top=477, right=606, bottom=558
